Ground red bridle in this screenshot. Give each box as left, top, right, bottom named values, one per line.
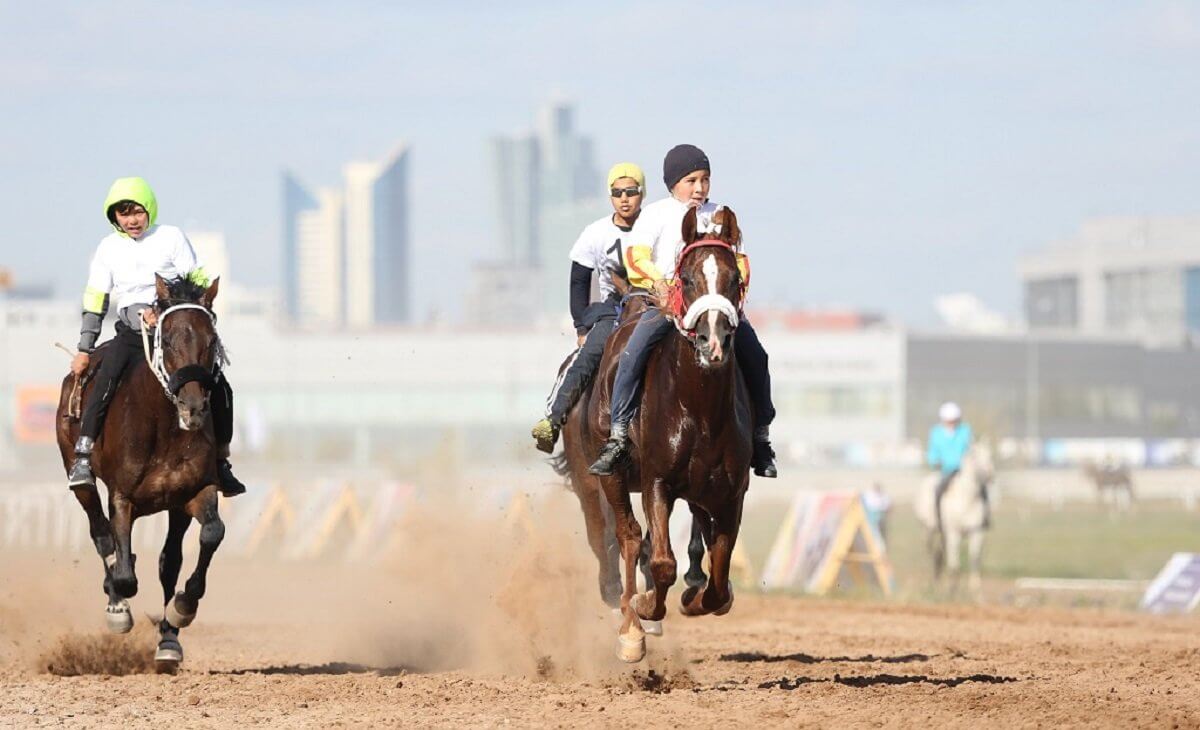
left=668, top=239, right=748, bottom=327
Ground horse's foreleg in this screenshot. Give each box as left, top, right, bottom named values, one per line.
left=108, top=494, right=137, bottom=599
left=169, top=487, right=224, bottom=627
left=684, top=506, right=709, bottom=589
left=159, top=510, right=191, bottom=620
left=70, top=486, right=115, bottom=594
left=682, top=495, right=742, bottom=617
left=634, top=479, right=675, bottom=624
left=944, top=528, right=963, bottom=595
left=72, top=485, right=130, bottom=632
left=967, top=529, right=985, bottom=599
left=154, top=509, right=191, bottom=673
left=602, top=481, right=645, bottom=663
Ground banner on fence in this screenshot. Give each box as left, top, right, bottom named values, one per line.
left=1142, top=552, right=1200, bottom=614
left=761, top=490, right=892, bottom=596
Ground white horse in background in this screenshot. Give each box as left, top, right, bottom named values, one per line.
left=913, top=445, right=995, bottom=596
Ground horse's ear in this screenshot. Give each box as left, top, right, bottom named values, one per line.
left=681, top=206, right=699, bottom=243
left=154, top=273, right=169, bottom=303
left=201, top=277, right=220, bottom=310
left=719, top=206, right=742, bottom=247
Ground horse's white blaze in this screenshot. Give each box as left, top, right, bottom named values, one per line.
left=702, top=254, right=718, bottom=295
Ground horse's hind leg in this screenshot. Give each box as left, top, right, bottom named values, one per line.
left=167, top=488, right=224, bottom=627
left=682, top=493, right=743, bottom=617
left=574, top=481, right=621, bottom=608
left=154, top=510, right=191, bottom=673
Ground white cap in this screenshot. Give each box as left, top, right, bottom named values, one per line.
left=938, top=402, right=962, bottom=422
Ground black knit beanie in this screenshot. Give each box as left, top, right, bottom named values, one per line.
left=662, top=144, right=710, bottom=191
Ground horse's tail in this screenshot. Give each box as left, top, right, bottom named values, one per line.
left=547, top=452, right=571, bottom=480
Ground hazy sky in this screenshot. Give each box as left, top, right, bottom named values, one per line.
left=3, top=1, right=1198, bottom=324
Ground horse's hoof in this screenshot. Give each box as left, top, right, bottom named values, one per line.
left=105, top=600, right=133, bottom=634
left=714, top=583, right=735, bottom=616
left=642, top=619, right=663, bottom=637
left=165, top=593, right=196, bottom=629
left=154, top=643, right=183, bottom=675
left=616, top=633, right=646, bottom=663
left=679, top=585, right=701, bottom=615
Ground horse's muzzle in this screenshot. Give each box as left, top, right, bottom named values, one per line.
left=175, top=383, right=210, bottom=431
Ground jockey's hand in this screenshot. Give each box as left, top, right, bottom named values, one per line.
left=652, top=279, right=671, bottom=310
left=577, top=334, right=587, bottom=347
left=71, top=352, right=89, bottom=376
left=140, top=308, right=158, bottom=328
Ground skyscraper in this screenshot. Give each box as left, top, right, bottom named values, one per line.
left=282, top=144, right=411, bottom=328
left=482, top=100, right=605, bottom=323
left=489, top=134, right=540, bottom=265
left=282, top=171, right=317, bottom=321
left=343, top=145, right=411, bottom=326
left=188, top=231, right=230, bottom=320
left=295, top=187, right=344, bottom=327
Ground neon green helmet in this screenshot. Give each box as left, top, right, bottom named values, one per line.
left=103, top=177, right=158, bottom=235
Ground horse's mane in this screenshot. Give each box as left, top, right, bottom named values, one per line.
left=156, top=276, right=207, bottom=307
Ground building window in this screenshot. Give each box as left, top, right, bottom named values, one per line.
left=1025, top=277, right=1078, bottom=328
left=1186, top=267, right=1200, bottom=336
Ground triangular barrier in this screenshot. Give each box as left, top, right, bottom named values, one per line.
left=504, top=490, right=536, bottom=536
left=345, top=482, right=417, bottom=561
left=761, top=491, right=892, bottom=596
left=281, top=482, right=364, bottom=560
left=1142, top=553, right=1200, bottom=614
left=221, top=484, right=296, bottom=557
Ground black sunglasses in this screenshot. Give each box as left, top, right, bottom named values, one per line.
left=610, top=186, right=642, bottom=199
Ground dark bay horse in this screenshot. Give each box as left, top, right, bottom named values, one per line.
left=56, top=274, right=227, bottom=673
left=561, top=205, right=752, bottom=662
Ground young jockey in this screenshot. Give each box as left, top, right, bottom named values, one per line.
left=531, top=162, right=646, bottom=452
left=588, top=144, right=778, bottom=478
left=67, top=177, right=246, bottom=497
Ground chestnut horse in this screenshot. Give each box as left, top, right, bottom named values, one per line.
left=561, top=205, right=752, bottom=662
left=56, top=274, right=227, bottom=673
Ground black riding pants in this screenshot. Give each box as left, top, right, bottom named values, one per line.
left=79, top=324, right=143, bottom=441
left=546, top=316, right=617, bottom=425
left=79, top=322, right=234, bottom=447
left=610, top=308, right=776, bottom=430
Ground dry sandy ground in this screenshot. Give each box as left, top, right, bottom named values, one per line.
left=2, top=497, right=1199, bottom=728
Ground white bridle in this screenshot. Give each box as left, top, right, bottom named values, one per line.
left=139, top=303, right=227, bottom=402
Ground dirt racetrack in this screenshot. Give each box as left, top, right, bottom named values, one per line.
left=4, top=574, right=1200, bottom=727
left=2, top=495, right=1199, bottom=728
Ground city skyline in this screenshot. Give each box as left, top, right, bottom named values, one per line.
left=282, top=145, right=411, bottom=327
left=3, top=3, right=1199, bottom=327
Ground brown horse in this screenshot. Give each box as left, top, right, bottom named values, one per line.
left=56, top=274, right=227, bottom=673
left=561, top=205, right=752, bottom=662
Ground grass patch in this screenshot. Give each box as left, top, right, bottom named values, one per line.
left=740, top=497, right=1200, bottom=593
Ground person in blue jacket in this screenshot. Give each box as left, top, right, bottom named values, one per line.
left=927, top=401, right=978, bottom=527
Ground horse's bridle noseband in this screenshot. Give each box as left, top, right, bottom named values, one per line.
left=669, top=239, right=745, bottom=342
left=140, top=303, right=224, bottom=405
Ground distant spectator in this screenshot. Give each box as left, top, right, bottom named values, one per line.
left=862, top=482, right=893, bottom=542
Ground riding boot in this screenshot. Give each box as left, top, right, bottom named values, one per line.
left=216, top=444, right=246, bottom=497
left=531, top=417, right=560, bottom=454
left=752, top=426, right=778, bottom=478
left=588, top=422, right=630, bottom=476
left=67, top=436, right=97, bottom=489
left=217, top=460, right=246, bottom=497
